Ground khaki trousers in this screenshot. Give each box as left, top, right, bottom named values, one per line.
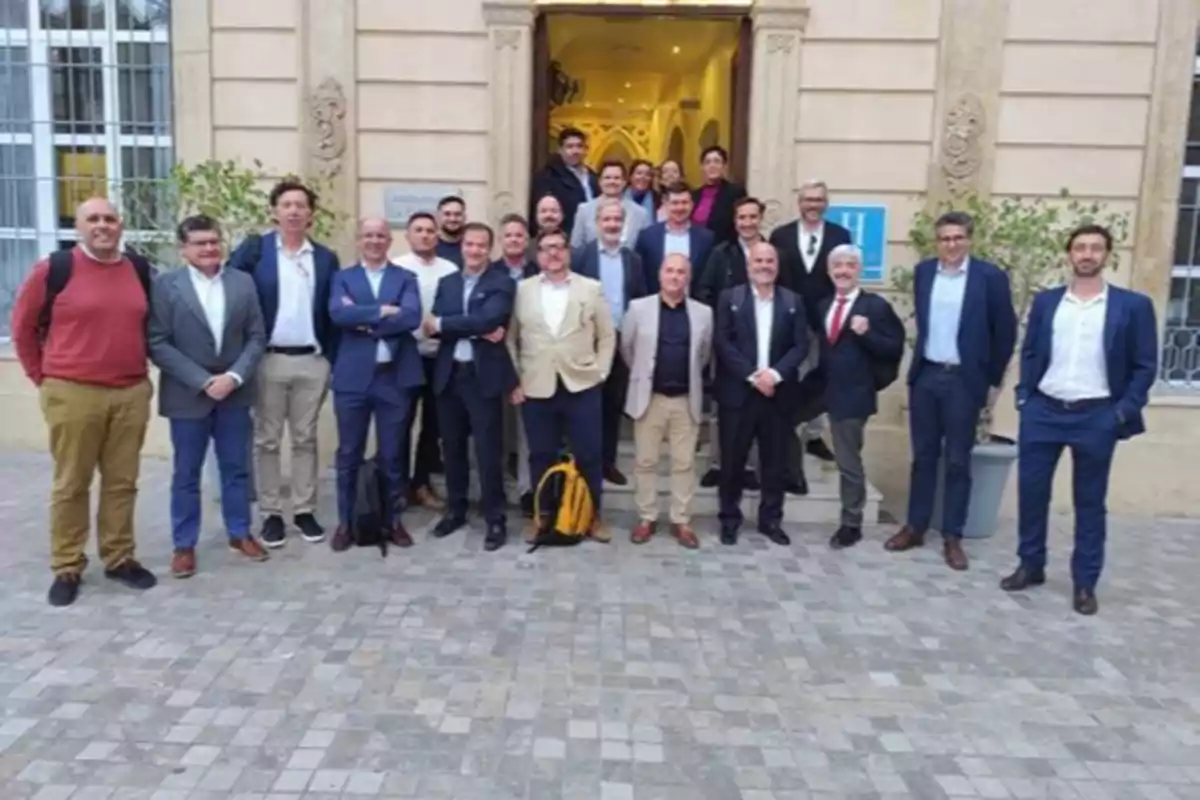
left=39, top=378, right=152, bottom=575
left=633, top=394, right=700, bottom=524
left=254, top=353, right=330, bottom=517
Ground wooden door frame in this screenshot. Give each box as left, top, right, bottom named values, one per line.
left=531, top=4, right=753, bottom=180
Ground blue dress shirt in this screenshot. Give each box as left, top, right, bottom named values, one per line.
left=924, top=257, right=969, bottom=364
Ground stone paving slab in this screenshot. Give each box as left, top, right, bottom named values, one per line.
left=1, top=451, right=1199, bottom=799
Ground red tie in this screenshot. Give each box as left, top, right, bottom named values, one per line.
left=828, top=296, right=849, bottom=344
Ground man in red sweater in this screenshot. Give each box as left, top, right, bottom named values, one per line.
left=10, top=197, right=159, bottom=607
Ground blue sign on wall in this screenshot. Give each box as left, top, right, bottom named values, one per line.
left=825, top=204, right=888, bottom=283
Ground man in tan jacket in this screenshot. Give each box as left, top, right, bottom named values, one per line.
left=507, top=228, right=616, bottom=537
left=620, top=254, right=713, bottom=548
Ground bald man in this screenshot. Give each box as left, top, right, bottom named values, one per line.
left=11, top=197, right=159, bottom=606
left=327, top=218, right=423, bottom=551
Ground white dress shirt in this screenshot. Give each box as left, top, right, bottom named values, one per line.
left=825, top=288, right=860, bottom=338
left=664, top=227, right=690, bottom=260
left=397, top=252, right=458, bottom=357
left=540, top=275, right=572, bottom=337
left=751, top=288, right=782, bottom=384
left=187, top=264, right=242, bottom=384
left=799, top=223, right=824, bottom=273
left=270, top=238, right=318, bottom=349
left=362, top=264, right=392, bottom=364
left=1038, top=286, right=1111, bottom=401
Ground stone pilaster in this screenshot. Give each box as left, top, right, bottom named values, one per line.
left=1130, top=0, right=1198, bottom=318
left=300, top=0, right=357, bottom=257
left=927, top=0, right=1010, bottom=203
left=171, top=0, right=214, bottom=163
left=483, top=0, right=536, bottom=224
left=747, top=0, right=809, bottom=230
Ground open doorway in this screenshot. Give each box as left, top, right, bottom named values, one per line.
left=532, top=10, right=752, bottom=186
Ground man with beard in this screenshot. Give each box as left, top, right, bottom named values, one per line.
left=529, top=127, right=598, bottom=237
left=1002, top=224, right=1157, bottom=616
left=435, top=196, right=466, bottom=267
left=570, top=161, right=650, bottom=250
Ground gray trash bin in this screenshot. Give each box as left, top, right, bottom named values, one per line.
left=931, top=436, right=1018, bottom=539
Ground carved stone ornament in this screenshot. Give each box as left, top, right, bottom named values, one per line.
left=763, top=199, right=784, bottom=230
left=495, top=28, right=521, bottom=50
left=491, top=190, right=516, bottom=220
left=766, top=33, right=794, bottom=54
left=309, top=77, right=347, bottom=180
left=940, top=93, right=986, bottom=196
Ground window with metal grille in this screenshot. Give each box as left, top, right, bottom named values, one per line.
left=0, top=0, right=172, bottom=339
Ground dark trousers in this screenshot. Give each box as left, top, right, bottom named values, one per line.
left=718, top=392, right=789, bottom=527
left=906, top=363, right=981, bottom=538
left=1017, top=394, right=1117, bottom=591
left=601, top=345, right=629, bottom=469
left=522, top=383, right=603, bottom=511
left=408, top=356, right=442, bottom=490
left=169, top=404, right=253, bottom=549
left=333, top=366, right=414, bottom=528
left=829, top=416, right=868, bottom=528
left=437, top=362, right=507, bottom=525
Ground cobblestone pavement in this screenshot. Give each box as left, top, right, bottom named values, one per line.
left=1, top=451, right=1199, bottom=800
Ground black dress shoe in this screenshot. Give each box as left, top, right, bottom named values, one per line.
left=806, top=439, right=837, bottom=462
left=519, top=492, right=534, bottom=519
left=104, top=560, right=157, bottom=591
left=295, top=513, right=326, bottom=543
left=829, top=526, right=862, bottom=549
left=744, top=471, right=760, bottom=491
left=260, top=515, right=286, bottom=549
left=603, top=465, right=628, bottom=486
left=757, top=523, right=791, bottom=546
left=1073, top=588, right=1099, bottom=616
left=700, top=469, right=720, bottom=488
left=48, top=573, right=81, bottom=607
left=432, top=514, right=467, bottom=538
left=999, top=565, right=1046, bottom=592
left=719, top=526, right=739, bottom=545
left=785, top=476, right=809, bottom=496
left=484, top=524, right=507, bottom=552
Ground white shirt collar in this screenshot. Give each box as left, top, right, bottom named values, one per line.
left=187, top=264, right=222, bottom=283
left=541, top=272, right=571, bottom=286
left=276, top=235, right=313, bottom=256
left=1064, top=282, right=1108, bottom=306
left=79, top=243, right=124, bottom=264
left=833, top=288, right=860, bottom=305
left=937, top=255, right=970, bottom=275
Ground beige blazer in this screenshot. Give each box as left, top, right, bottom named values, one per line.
left=619, top=295, right=713, bottom=423
left=506, top=272, right=616, bottom=399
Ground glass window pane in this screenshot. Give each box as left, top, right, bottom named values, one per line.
left=0, top=0, right=28, bottom=28
left=40, top=0, right=105, bottom=31
left=51, top=46, right=104, bottom=135
left=117, top=43, right=171, bottom=135
left=0, top=237, right=40, bottom=338
left=121, top=145, right=172, bottom=231
left=0, top=47, right=31, bottom=135
left=0, top=143, right=35, bottom=228
left=55, top=144, right=107, bottom=226
left=116, top=0, right=170, bottom=32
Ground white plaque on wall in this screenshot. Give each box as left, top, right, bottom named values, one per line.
left=383, top=184, right=464, bottom=226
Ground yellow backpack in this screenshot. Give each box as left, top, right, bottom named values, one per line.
left=529, top=454, right=595, bottom=552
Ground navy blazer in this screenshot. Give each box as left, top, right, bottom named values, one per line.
left=713, top=284, right=809, bottom=409
left=907, top=257, right=1017, bottom=407
left=769, top=219, right=853, bottom=327
left=1017, top=284, right=1158, bottom=439
left=816, top=291, right=906, bottom=421
left=570, top=243, right=649, bottom=310
left=327, top=264, right=423, bottom=394
left=431, top=265, right=519, bottom=399
left=634, top=222, right=714, bottom=294
left=491, top=257, right=539, bottom=281
left=228, top=231, right=340, bottom=360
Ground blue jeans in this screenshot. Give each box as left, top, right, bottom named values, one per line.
left=169, top=404, right=253, bottom=549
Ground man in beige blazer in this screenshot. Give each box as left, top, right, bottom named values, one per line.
left=507, top=228, right=617, bottom=538
left=620, top=254, right=713, bottom=548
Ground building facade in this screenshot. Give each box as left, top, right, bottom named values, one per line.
left=2, top=0, right=1199, bottom=517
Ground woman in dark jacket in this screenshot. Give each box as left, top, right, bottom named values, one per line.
left=691, top=146, right=746, bottom=246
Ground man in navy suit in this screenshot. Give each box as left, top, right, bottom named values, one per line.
left=572, top=197, right=649, bottom=485
left=1002, top=224, right=1158, bottom=615
left=228, top=180, right=339, bottom=549
left=816, top=244, right=905, bottom=550
left=326, top=218, right=423, bottom=551
left=635, top=182, right=714, bottom=294
left=885, top=211, right=1017, bottom=570
left=425, top=222, right=519, bottom=551
left=713, top=242, right=810, bottom=547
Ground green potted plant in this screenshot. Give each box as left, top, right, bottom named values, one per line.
left=890, top=190, right=1131, bottom=537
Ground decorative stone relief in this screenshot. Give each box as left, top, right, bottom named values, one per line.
left=766, top=33, right=794, bottom=53
left=309, top=77, right=347, bottom=179
left=940, top=93, right=986, bottom=196
left=491, top=190, right=516, bottom=221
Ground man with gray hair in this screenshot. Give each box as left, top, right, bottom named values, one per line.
left=816, top=244, right=905, bottom=549
left=571, top=160, right=650, bottom=250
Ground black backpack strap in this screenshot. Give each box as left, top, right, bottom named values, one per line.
left=123, top=250, right=155, bottom=300
left=37, top=249, right=75, bottom=340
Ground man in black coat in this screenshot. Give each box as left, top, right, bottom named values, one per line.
left=529, top=127, right=598, bottom=239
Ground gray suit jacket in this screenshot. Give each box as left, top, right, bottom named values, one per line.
left=570, top=197, right=650, bottom=250
left=148, top=266, right=266, bottom=419
left=619, top=295, right=713, bottom=423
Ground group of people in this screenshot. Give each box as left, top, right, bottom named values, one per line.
left=9, top=126, right=1159, bottom=617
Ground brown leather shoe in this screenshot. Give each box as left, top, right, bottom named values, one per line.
left=884, top=525, right=924, bottom=552
left=171, top=548, right=196, bottom=578
left=330, top=525, right=353, bottom=552
left=943, top=537, right=969, bottom=571
left=390, top=523, right=414, bottom=548
left=672, top=524, right=699, bottom=550
left=631, top=521, right=655, bottom=544
left=412, top=486, right=446, bottom=511
left=229, top=537, right=269, bottom=562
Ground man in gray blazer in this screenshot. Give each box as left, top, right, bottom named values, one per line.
left=620, top=253, right=713, bottom=548
left=148, top=215, right=269, bottom=579
left=570, top=161, right=650, bottom=250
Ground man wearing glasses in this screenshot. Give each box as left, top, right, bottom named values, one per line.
left=884, top=211, right=1016, bottom=571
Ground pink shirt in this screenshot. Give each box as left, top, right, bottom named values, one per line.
left=692, top=184, right=718, bottom=226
